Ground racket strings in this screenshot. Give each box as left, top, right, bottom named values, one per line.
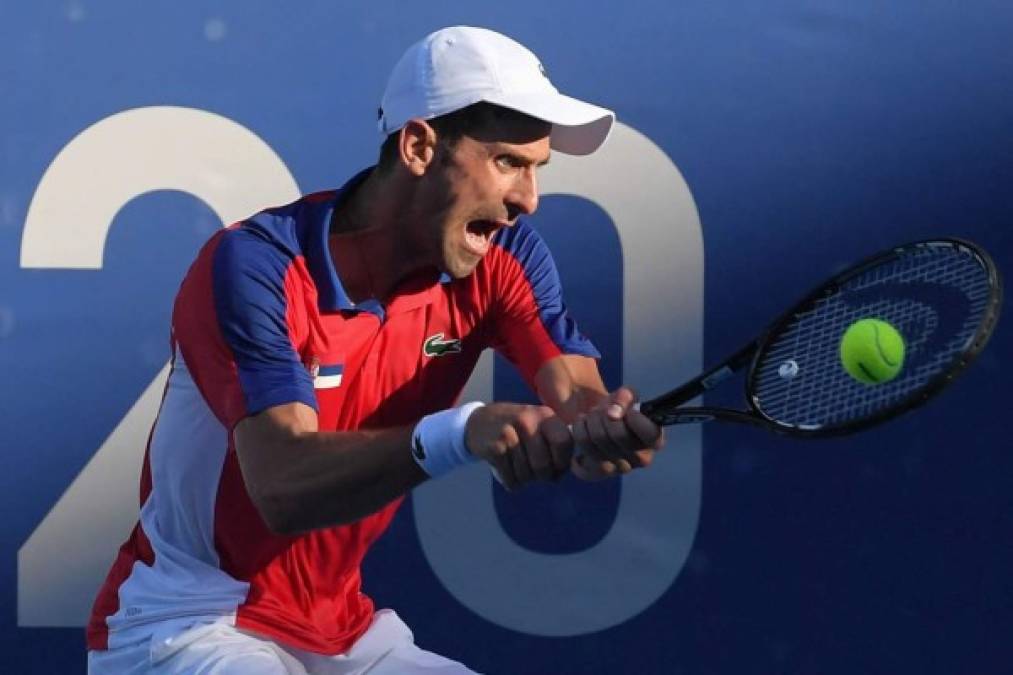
left=752, top=244, right=993, bottom=430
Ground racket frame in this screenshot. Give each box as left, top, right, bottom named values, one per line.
left=639, top=238, right=1003, bottom=437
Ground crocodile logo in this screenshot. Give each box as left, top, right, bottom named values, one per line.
left=423, top=332, right=462, bottom=357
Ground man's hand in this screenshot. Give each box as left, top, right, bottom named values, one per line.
left=570, top=387, right=664, bottom=480
left=465, top=403, right=574, bottom=490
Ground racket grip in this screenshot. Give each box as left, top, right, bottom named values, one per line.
left=565, top=402, right=647, bottom=453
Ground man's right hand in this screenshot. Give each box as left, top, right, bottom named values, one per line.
left=465, top=403, right=574, bottom=490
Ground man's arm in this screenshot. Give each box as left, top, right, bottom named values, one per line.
left=533, top=353, right=610, bottom=423
left=234, top=402, right=425, bottom=535
left=534, top=354, right=665, bottom=480
left=235, top=398, right=577, bottom=533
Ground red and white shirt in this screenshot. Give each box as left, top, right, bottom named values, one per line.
left=87, top=170, right=598, bottom=655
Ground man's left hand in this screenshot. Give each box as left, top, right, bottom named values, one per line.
left=570, top=386, right=664, bottom=480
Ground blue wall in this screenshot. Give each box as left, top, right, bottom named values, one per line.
left=2, top=2, right=1011, bottom=673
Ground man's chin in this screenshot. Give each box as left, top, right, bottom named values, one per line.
left=443, top=260, right=480, bottom=279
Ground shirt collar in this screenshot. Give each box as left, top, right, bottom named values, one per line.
left=302, top=168, right=370, bottom=312
left=304, top=168, right=452, bottom=315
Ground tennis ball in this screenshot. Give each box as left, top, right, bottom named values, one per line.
left=840, top=318, right=906, bottom=385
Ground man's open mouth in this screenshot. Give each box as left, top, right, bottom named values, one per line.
left=463, top=219, right=502, bottom=256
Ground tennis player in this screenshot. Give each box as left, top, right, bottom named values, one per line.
left=86, top=26, right=663, bottom=674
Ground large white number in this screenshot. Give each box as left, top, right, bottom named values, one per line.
left=17, top=106, right=300, bottom=626
left=412, top=123, right=705, bottom=636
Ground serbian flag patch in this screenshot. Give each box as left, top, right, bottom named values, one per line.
left=313, top=363, right=344, bottom=389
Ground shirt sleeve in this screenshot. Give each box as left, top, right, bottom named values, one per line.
left=487, top=219, right=600, bottom=384
left=172, top=227, right=317, bottom=430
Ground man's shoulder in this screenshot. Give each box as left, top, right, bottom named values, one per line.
left=486, top=216, right=555, bottom=271
left=217, top=190, right=338, bottom=259
left=492, top=216, right=541, bottom=249
left=250, top=190, right=336, bottom=230
left=255, top=190, right=339, bottom=221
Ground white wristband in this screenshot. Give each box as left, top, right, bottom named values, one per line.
left=410, top=402, right=485, bottom=478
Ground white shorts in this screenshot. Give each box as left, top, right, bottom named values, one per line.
left=88, top=609, right=478, bottom=674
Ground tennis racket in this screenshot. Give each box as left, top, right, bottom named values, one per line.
left=638, top=238, right=1002, bottom=437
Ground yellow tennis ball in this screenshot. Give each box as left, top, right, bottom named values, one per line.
left=840, top=318, right=906, bottom=384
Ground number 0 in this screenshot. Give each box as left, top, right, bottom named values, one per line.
left=413, top=123, right=705, bottom=636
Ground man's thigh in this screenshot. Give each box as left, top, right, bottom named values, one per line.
left=89, top=612, right=477, bottom=675
left=88, top=621, right=307, bottom=675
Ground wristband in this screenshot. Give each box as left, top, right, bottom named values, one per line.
left=410, top=402, right=485, bottom=478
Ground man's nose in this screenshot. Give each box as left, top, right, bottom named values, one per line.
left=506, top=169, right=539, bottom=220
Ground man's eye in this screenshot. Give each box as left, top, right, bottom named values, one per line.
left=496, top=155, right=519, bottom=169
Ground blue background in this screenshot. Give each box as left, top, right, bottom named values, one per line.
left=2, top=2, right=1011, bottom=673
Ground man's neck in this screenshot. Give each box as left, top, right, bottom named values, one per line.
left=328, top=169, right=428, bottom=303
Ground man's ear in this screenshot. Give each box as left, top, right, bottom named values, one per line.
left=399, top=119, right=437, bottom=176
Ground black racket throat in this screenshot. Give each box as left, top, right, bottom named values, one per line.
left=641, top=341, right=758, bottom=413
left=639, top=238, right=1002, bottom=438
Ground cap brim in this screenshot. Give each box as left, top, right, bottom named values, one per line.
left=483, top=91, right=615, bottom=156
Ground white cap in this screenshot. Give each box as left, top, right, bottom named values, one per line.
left=378, top=26, right=615, bottom=156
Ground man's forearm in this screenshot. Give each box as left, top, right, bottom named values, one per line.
left=235, top=406, right=427, bottom=534
left=534, top=354, right=609, bottom=422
